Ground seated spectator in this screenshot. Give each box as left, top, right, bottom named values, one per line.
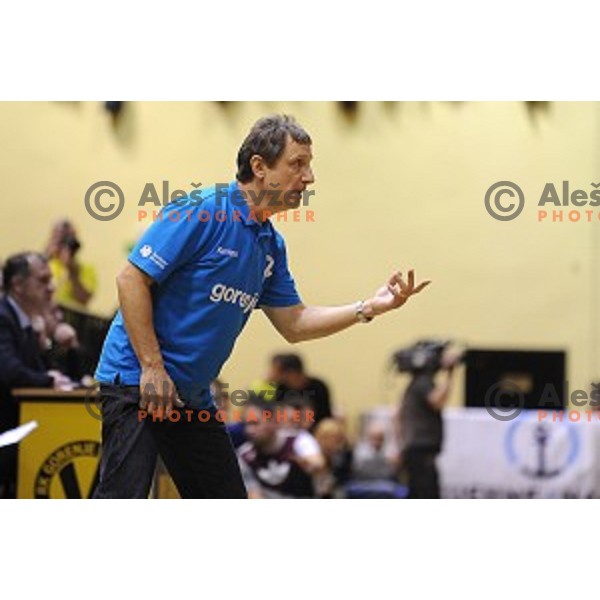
left=223, top=381, right=315, bottom=449
left=273, top=383, right=317, bottom=431
left=0, top=252, right=71, bottom=498
left=352, top=421, right=398, bottom=481
left=36, top=303, right=86, bottom=382
left=314, top=418, right=353, bottom=498
left=267, top=353, right=333, bottom=430
left=237, top=398, right=325, bottom=498
left=45, top=219, right=97, bottom=310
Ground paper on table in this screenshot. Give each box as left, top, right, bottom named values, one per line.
left=0, top=421, right=38, bottom=448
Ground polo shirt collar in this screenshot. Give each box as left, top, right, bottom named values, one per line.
left=229, top=180, right=273, bottom=238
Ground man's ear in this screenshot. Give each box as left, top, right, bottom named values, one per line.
left=250, top=154, right=266, bottom=181
left=10, top=276, right=24, bottom=296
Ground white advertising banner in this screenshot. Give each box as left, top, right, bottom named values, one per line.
left=439, top=408, right=600, bottom=498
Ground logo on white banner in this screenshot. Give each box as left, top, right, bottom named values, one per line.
left=505, top=420, right=580, bottom=479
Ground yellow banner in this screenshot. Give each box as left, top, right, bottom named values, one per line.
left=18, top=400, right=101, bottom=499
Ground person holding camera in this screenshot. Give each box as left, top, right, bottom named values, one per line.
left=45, top=219, right=97, bottom=310
left=396, top=342, right=462, bottom=499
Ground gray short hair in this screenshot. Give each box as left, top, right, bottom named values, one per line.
left=236, top=115, right=312, bottom=183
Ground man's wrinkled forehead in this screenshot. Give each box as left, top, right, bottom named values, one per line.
left=284, top=137, right=313, bottom=161
left=28, top=255, right=48, bottom=275
left=22, top=259, right=51, bottom=287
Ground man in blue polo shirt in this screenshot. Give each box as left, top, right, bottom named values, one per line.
left=92, top=114, right=431, bottom=499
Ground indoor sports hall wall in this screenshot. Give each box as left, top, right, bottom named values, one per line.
left=0, top=101, right=598, bottom=423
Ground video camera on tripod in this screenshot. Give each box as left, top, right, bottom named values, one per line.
left=391, top=339, right=464, bottom=374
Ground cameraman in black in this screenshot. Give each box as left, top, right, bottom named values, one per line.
left=395, top=341, right=462, bottom=499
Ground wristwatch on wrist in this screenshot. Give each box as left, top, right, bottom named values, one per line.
left=355, top=300, right=373, bottom=323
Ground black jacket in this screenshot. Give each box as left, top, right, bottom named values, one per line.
left=0, top=297, right=52, bottom=431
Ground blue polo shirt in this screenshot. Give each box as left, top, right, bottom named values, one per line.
left=95, top=181, right=302, bottom=408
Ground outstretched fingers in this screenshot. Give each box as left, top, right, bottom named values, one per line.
left=388, top=268, right=431, bottom=299
left=413, top=280, right=431, bottom=294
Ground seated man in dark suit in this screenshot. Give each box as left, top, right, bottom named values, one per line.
left=0, top=252, right=70, bottom=498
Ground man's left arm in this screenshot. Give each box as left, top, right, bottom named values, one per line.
left=262, top=269, right=430, bottom=343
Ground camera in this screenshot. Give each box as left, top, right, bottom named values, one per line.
left=60, top=235, right=81, bottom=254
left=392, top=339, right=462, bottom=374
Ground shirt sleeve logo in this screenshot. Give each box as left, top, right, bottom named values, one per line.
left=139, top=244, right=168, bottom=270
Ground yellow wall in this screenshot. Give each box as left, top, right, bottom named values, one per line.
left=1, top=101, right=598, bottom=424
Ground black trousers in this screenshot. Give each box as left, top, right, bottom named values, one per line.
left=403, top=447, right=440, bottom=499
left=92, top=384, right=247, bottom=499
